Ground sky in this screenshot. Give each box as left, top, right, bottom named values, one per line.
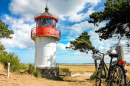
left=0, top=0, right=130, bottom=64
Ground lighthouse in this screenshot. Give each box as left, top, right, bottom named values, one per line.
left=31, top=5, right=61, bottom=77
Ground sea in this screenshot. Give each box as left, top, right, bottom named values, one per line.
left=57, top=63, right=108, bottom=65
left=57, top=63, right=130, bottom=65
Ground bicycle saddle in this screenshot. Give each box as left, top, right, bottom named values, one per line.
left=109, top=53, right=118, bottom=57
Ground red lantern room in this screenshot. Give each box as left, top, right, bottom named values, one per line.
left=31, top=5, right=61, bottom=41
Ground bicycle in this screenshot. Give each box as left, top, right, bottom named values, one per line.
left=92, top=50, right=127, bottom=86
left=92, top=40, right=128, bottom=86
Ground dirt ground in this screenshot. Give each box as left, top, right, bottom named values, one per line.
left=1, top=64, right=129, bottom=86
left=0, top=64, right=96, bottom=86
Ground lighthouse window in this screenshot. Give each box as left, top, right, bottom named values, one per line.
left=36, top=18, right=56, bottom=27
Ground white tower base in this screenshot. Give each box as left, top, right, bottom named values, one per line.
left=35, top=36, right=57, bottom=68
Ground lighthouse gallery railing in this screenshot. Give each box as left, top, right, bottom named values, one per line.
left=31, top=27, right=61, bottom=39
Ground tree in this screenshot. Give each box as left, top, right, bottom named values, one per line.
left=89, top=0, right=130, bottom=45
left=0, top=19, right=14, bottom=39
left=66, top=31, right=94, bottom=53
left=67, top=32, right=98, bottom=69
left=0, top=43, right=5, bottom=51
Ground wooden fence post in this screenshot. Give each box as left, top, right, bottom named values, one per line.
left=34, top=65, right=36, bottom=72
left=116, top=46, right=124, bottom=61
left=7, top=62, right=10, bottom=78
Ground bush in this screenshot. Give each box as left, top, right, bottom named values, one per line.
left=59, top=68, right=71, bottom=76
left=127, top=64, right=130, bottom=66
left=90, top=70, right=97, bottom=80
left=34, top=69, right=42, bottom=78
left=27, top=64, right=42, bottom=78
left=0, top=51, right=25, bottom=72
left=28, top=64, right=35, bottom=74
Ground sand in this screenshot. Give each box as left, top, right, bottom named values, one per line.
left=0, top=64, right=95, bottom=86
left=1, top=64, right=129, bottom=86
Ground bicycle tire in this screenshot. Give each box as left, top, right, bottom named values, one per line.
left=109, top=66, right=127, bottom=86
left=96, top=69, right=102, bottom=86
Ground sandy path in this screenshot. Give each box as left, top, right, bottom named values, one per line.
left=0, top=64, right=95, bottom=86
left=0, top=73, right=95, bottom=86
left=71, top=73, right=93, bottom=77
left=0, top=64, right=94, bottom=86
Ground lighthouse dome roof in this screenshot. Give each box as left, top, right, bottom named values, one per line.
left=34, top=6, right=58, bottom=23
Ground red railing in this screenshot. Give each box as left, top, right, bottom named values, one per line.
left=31, top=27, right=36, bottom=37
left=56, top=29, right=61, bottom=38
left=31, top=27, right=61, bottom=39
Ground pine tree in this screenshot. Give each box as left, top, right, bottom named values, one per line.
left=66, top=31, right=94, bottom=53
left=89, top=0, right=130, bottom=45
left=0, top=19, right=14, bottom=38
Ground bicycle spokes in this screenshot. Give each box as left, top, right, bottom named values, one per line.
left=110, top=66, right=125, bottom=86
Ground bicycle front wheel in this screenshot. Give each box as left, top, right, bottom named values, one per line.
left=96, top=69, right=102, bottom=86
left=109, top=66, right=127, bottom=86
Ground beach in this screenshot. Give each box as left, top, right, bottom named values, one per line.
left=0, top=64, right=130, bottom=86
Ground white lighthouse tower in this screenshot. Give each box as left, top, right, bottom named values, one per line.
left=31, top=6, right=61, bottom=77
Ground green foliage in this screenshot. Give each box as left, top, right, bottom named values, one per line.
left=27, top=64, right=42, bottom=78
left=59, top=68, right=71, bottom=76
left=90, top=70, right=97, bottom=80
left=0, top=19, right=14, bottom=39
left=89, top=0, right=130, bottom=44
left=66, top=31, right=94, bottom=53
left=34, top=68, right=42, bottom=78
left=27, top=64, right=35, bottom=74
left=0, top=43, right=26, bottom=72
left=0, top=43, right=5, bottom=51
left=127, top=64, right=130, bottom=66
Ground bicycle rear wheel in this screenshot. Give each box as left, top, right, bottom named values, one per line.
left=96, top=69, right=102, bottom=86
left=109, top=66, right=127, bottom=86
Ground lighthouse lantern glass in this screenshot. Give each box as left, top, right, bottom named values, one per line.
left=36, top=18, right=56, bottom=27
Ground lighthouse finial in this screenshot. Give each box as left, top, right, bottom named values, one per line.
left=45, top=0, right=49, bottom=12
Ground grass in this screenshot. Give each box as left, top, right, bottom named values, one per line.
left=59, top=68, right=71, bottom=76
left=126, top=66, right=130, bottom=81
left=59, top=65, right=95, bottom=74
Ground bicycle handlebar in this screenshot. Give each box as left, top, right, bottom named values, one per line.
left=92, top=36, right=121, bottom=56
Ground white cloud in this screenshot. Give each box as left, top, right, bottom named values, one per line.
left=67, top=20, right=130, bottom=58
left=73, top=52, right=86, bottom=55
left=69, top=6, right=95, bottom=22
left=96, top=7, right=104, bottom=12
left=68, top=21, right=96, bottom=35
left=9, top=0, right=101, bottom=22
left=56, top=43, right=70, bottom=50
left=56, top=43, right=66, bottom=50
left=1, top=15, right=35, bottom=49
left=4, top=0, right=130, bottom=63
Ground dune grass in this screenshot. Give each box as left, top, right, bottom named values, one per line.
left=126, top=66, right=130, bottom=81
left=59, top=65, right=95, bottom=74
left=59, top=65, right=130, bottom=82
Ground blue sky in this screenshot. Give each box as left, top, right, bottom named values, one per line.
left=0, top=0, right=130, bottom=64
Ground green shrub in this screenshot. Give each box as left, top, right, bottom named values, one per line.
left=27, top=65, right=42, bottom=78
left=34, top=69, right=42, bottom=78
left=90, top=70, right=97, bottom=80
left=127, top=64, right=130, bottom=66
left=0, top=51, right=25, bottom=72
left=59, top=68, right=71, bottom=76
left=0, top=44, right=27, bottom=72
left=27, top=64, right=34, bottom=74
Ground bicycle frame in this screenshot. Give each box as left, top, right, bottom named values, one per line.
left=98, top=53, right=116, bottom=80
